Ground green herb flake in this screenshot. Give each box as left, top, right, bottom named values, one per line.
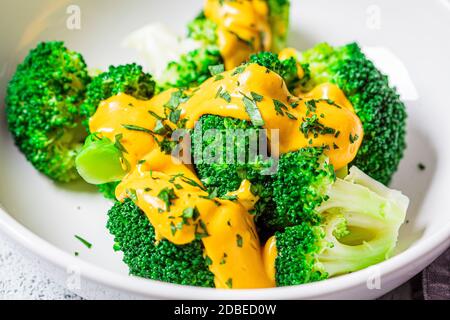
left=204, top=255, right=213, bottom=266
left=121, top=124, right=152, bottom=134
left=250, top=91, right=263, bottom=102
left=236, top=234, right=243, bottom=248
left=349, top=133, right=360, bottom=144
left=209, top=64, right=225, bottom=76
left=242, top=93, right=265, bottom=126
left=114, top=133, right=128, bottom=154
left=157, top=187, right=178, bottom=211
left=75, top=235, right=92, bottom=249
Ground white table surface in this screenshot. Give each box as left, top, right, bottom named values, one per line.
left=0, top=231, right=415, bottom=300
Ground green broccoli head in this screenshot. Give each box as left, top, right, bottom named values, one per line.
left=192, top=115, right=274, bottom=217
left=299, top=43, right=407, bottom=185
left=158, top=0, right=290, bottom=89
left=249, top=51, right=309, bottom=91
left=107, top=199, right=215, bottom=287
left=187, top=12, right=219, bottom=46
left=158, top=48, right=223, bottom=90
left=267, top=148, right=335, bottom=228
left=97, top=181, right=120, bottom=200
left=80, top=63, right=155, bottom=128
left=6, top=41, right=91, bottom=182
left=275, top=165, right=408, bottom=286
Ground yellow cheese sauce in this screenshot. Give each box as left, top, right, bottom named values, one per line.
left=204, top=0, right=272, bottom=69
left=278, top=47, right=305, bottom=79
left=116, top=148, right=274, bottom=288
left=90, top=62, right=364, bottom=288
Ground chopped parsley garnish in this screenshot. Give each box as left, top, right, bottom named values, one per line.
left=214, top=74, right=224, bottom=81
left=300, top=115, right=336, bottom=139
left=349, top=133, right=360, bottom=144
left=153, top=120, right=169, bottom=135
left=182, top=207, right=200, bottom=221
left=121, top=124, right=152, bottom=134
left=157, top=187, right=178, bottom=211
left=273, top=99, right=288, bottom=116
left=114, top=133, right=128, bottom=154
left=148, top=110, right=165, bottom=120
left=225, top=278, right=233, bottom=288
left=220, top=253, right=228, bottom=265
left=209, top=64, right=225, bottom=76
left=216, top=87, right=231, bottom=103
left=250, top=91, right=263, bottom=102
left=195, top=219, right=209, bottom=240
left=74, top=235, right=92, bottom=249
left=286, top=112, right=297, bottom=120
left=204, top=255, right=213, bottom=266
left=418, top=163, right=426, bottom=171
left=241, top=93, right=265, bottom=126
left=169, top=109, right=181, bottom=124
left=231, top=66, right=246, bottom=76
left=236, top=234, right=243, bottom=248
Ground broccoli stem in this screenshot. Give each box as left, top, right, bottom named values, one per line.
left=316, top=167, right=408, bottom=276
left=75, top=135, right=127, bottom=185
left=318, top=213, right=400, bottom=277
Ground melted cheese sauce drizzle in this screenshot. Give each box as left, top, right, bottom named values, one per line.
left=204, top=0, right=272, bottom=69
left=89, top=63, right=364, bottom=289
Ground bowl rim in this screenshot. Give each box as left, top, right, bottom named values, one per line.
left=0, top=204, right=449, bottom=299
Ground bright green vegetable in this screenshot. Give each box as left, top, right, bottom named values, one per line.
left=275, top=164, right=408, bottom=286
left=80, top=63, right=155, bottom=129
left=75, top=134, right=127, bottom=185
left=107, top=198, right=215, bottom=287
left=78, top=63, right=155, bottom=199
left=6, top=41, right=91, bottom=182
left=192, top=115, right=274, bottom=217
left=298, top=43, right=407, bottom=185
left=159, top=0, right=291, bottom=89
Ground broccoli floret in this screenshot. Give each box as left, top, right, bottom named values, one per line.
left=299, top=43, right=407, bottom=185
left=249, top=51, right=308, bottom=91
left=107, top=199, right=215, bottom=287
left=97, top=181, right=120, bottom=200
left=158, top=48, right=223, bottom=90
left=192, top=115, right=274, bottom=217
left=187, top=12, right=218, bottom=46
left=274, top=165, right=408, bottom=286
left=79, top=64, right=155, bottom=198
left=267, top=0, right=291, bottom=52
left=266, top=148, right=335, bottom=228
left=158, top=1, right=290, bottom=89
left=157, top=12, right=222, bottom=90
left=80, top=63, right=155, bottom=128
left=6, top=41, right=90, bottom=182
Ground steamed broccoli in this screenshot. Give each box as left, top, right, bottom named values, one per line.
left=6, top=41, right=91, bottom=182
left=298, top=43, right=407, bottom=185
left=80, top=63, right=155, bottom=128
left=266, top=148, right=334, bottom=228
left=192, top=115, right=274, bottom=217
left=79, top=64, right=155, bottom=199
left=158, top=47, right=222, bottom=89
left=107, top=199, right=215, bottom=287
left=274, top=165, right=408, bottom=286
left=159, top=0, right=290, bottom=89
left=249, top=51, right=310, bottom=91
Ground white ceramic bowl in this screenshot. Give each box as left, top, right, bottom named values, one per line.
left=0, top=0, right=449, bottom=299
